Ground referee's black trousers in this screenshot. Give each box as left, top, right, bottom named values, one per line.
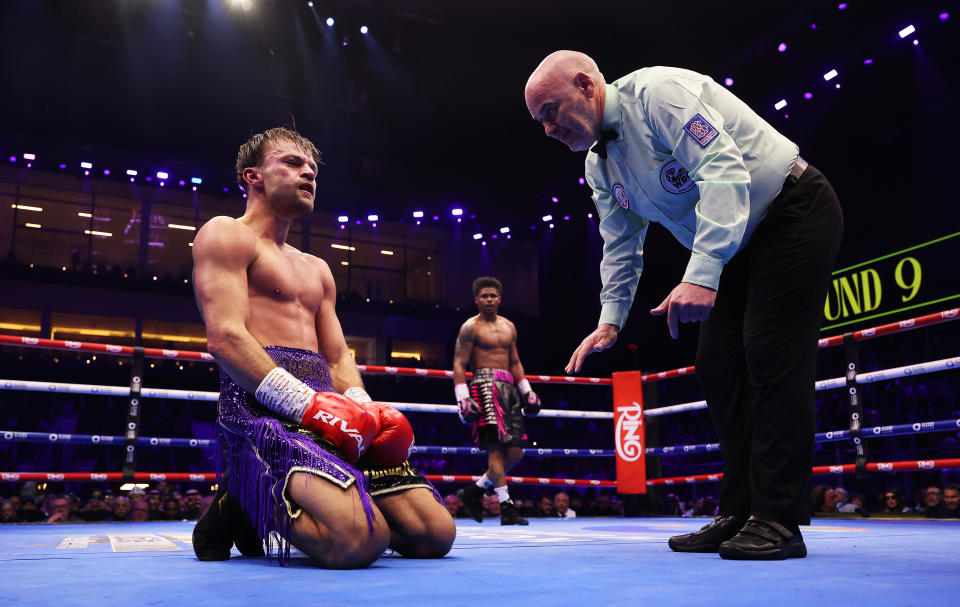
left=695, top=164, right=843, bottom=532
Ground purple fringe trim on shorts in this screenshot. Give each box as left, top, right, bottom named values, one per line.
left=216, top=346, right=377, bottom=566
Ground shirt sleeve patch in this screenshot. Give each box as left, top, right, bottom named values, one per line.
left=682, top=113, right=719, bottom=147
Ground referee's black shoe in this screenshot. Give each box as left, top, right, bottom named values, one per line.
left=668, top=515, right=743, bottom=553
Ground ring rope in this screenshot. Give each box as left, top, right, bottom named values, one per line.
left=6, top=457, right=960, bottom=486
left=4, top=352, right=955, bottom=419
left=642, top=308, right=958, bottom=383
left=2, top=307, right=954, bottom=385
left=6, top=417, right=956, bottom=455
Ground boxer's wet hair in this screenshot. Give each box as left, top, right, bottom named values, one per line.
left=472, top=276, right=503, bottom=296
left=236, top=127, right=323, bottom=188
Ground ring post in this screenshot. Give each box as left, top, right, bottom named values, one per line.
left=613, top=371, right=647, bottom=494
left=122, top=347, right=145, bottom=482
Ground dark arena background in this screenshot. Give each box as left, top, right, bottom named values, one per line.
left=1, top=1, right=958, bottom=604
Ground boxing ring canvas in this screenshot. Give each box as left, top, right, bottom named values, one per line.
left=1, top=517, right=956, bottom=606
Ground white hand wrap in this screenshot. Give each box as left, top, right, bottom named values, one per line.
left=344, top=386, right=372, bottom=403
left=518, top=378, right=533, bottom=395
left=454, top=383, right=470, bottom=401
left=255, top=367, right=315, bottom=421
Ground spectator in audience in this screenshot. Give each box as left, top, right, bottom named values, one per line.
left=198, top=494, right=214, bottom=517
left=155, top=481, right=172, bottom=500
left=833, top=487, right=850, bottom=511
left=663, top=493, right=684, bottom=517
left=570, top=493, right=584, bottom=516
left=78, top=490, right=112, bottom=522
left=919, top=486, right=942, bottom=516
left=593, top=494, right=616, bottom=517
left=1, top=499, right=22, bottom=523
left=162, top=497, right=182, bottom=521
left=554, top=492, right=576, bottom=518
left=880, top=490, right=910, bottom=513
left=146, top=490, right=163, bottom=519
left=444, top=494, right=464, bottom=518
left=111, top=496, right=132, bottom=521
left=536, top=495, right=555, bottom=517
left=181, top=489, right=202, bottom=520
left=18, top=497, right=45, bottom=522
left=130, top=500, right=151, bottom=522
left=837, top=491, right=865, bottom=513
left=9, top=495, right=21, bottom=513
left=929, top=484, right=960, bottom=518
left=482, top=495, right=501, bottom=519
left=811, top=485, right=838, bottom=514
left=45, top=495, right=82, bottom=523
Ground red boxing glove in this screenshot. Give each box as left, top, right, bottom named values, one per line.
left=255, top=368, right=380, bottom=464
left=361, top=402, right=415, bottom=468
left=300, top=392, right=380, bottom=463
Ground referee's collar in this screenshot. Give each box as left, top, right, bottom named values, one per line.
left=600, top=83, right=622, bottom=140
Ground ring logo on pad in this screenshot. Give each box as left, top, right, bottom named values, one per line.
left=612, top=184, right=629, bottom=209
left=615, top=401, right=644, bottom=462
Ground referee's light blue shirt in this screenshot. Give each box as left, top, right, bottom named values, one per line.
left=587, top=67, right=798, bottom=329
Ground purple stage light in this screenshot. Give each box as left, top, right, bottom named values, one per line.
left=506, top=234, right=511, bottom=239
left=940, top=13, right=949, bottom=21
left=578, top=177, right=586, bottom=185
left=723, top=77, right=734, bottom=87
left=492, top=234, right=498, bottom=239
left=469, top=214, right=476, bottom=219
left=26, top=163, right=31, bottom=168
left=103, top=169, right=111, bottom=175
left=416, top=220, right=421, bottom=225
left=777, top=43, right=787, bottom=52
left=8, top=156, right=15, bottom=163
left=146, top=176, right=153, bottom=182
left=433, top=215, right=439, bottom=221
left=222, top=187, right=229, bottom=192
left=804, top=92, right=813, bottom=100
left=178, top=180, right=186, bottom=186
left=84, top=170, right=90, bottom=176
left=898, top=25, right=915, bottom=38
left=130, top=177, right=135, bottom=183
left=59, top=163, right=67, bottom=169
left=551, top=196, right=558, bottom=203
left=530, top=225, right=536, bottom=230
left=837, top=3, right=847, bottom=10
left=810, top=23, right=816, bottom=29
left=863, top=58, right=873, bottom=65
left=563, top=215, right=570, bottom=221
left=457, top=218, right=461, bottom=223
left=835, top=83, right=841, bottom=89
left=355, top=220, right=361, bottom=225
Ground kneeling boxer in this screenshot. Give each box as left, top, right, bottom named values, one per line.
left=191, top=127, right=455, bottom=568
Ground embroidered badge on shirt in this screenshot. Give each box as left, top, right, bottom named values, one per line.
left=683, top=113, right=719, bottom=147
left=659, top=160, right=695, bottom=194
left=612, top=184, right=629, bottom=209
